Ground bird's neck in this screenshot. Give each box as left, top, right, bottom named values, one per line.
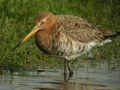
left=35, top=26, right=56, bottom=53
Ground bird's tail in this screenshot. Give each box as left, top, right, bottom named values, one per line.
left=100, top=29, right=120, bottom=39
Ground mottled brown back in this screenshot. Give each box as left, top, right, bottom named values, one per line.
left=55, top=15, right=116, bottom=43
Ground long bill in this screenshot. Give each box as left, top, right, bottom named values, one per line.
left=12, top=25, right=40, bottom=51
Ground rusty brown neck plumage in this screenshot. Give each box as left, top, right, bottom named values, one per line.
left=35, top=20, right=57, bottom=54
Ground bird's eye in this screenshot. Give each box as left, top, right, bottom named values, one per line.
left=38, top=21, right=44, bottom=26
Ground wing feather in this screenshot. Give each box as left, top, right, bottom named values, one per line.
left=56, top=15, right=104, bottom=43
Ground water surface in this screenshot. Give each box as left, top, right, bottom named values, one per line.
left=0, top=60, right=120, bottom=90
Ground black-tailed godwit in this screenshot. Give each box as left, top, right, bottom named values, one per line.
left=13, top=12, right=120, bottom=80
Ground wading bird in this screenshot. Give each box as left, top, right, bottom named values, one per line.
left=13, top=12, right=120, bottom=80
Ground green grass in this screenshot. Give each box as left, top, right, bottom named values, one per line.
left=0, top=0, right=120, bottom=70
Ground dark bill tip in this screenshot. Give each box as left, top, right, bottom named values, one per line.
left=11, top=42, right=21, bottom=52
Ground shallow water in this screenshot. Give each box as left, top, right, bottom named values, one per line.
left=0, top=60, right=120, bottom=90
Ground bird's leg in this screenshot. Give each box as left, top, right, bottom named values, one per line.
left=66, top=60, right=73, bottom=77
left=64, top=59, right=73, bottom=81
left=64, top=59, right=67, bottom=81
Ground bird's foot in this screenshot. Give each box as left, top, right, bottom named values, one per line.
left=69, top=70, right=73, bottom=77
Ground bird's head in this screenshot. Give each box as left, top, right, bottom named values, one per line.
left=12, top=12, right=57, bottom=50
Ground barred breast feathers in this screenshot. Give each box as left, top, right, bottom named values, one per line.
left=53, top=30, right=95, bottom=60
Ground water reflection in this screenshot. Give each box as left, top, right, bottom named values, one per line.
left=34, top=82, right=108, bottom=90
left=0, top=60, right=120, bottom=90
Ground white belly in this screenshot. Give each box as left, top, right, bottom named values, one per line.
left=65, top=39, right=112, bottom=60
